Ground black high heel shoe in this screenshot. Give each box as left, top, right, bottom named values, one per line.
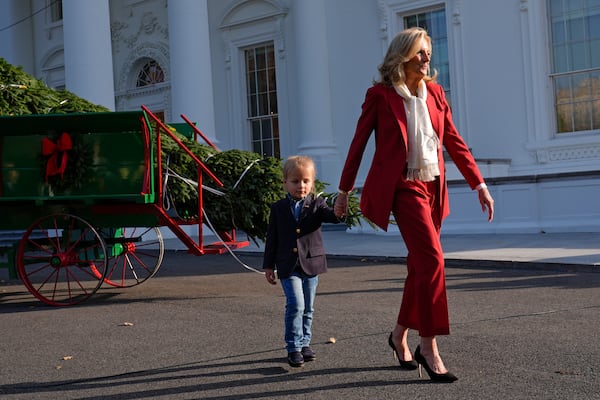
left=414, top=345, right=458, bottom=382
left=388, top=333, right=418, bottom=370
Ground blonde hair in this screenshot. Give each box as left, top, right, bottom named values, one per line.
left=282, top=155, right=316, bottom=193
left=376, top=27, right=438, bottom=86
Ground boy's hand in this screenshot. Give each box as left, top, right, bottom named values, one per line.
left=264, top=268, right=277, bottom=285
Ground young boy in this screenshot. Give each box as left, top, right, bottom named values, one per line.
left=263, top=155, right=340, bottom=367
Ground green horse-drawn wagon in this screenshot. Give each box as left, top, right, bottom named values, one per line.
left=0, top=107, right=249, bottom=306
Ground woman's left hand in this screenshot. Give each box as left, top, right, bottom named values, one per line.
left=478, top=187, right=495, bottom=222
left=334, top=193, right=348, bottom=218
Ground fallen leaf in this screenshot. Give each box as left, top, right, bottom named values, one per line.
left=62, top=356, right=73, bottom=361
left=119, top=322, right=134, bottom=326
left=327, top=337, right=336, bottom=344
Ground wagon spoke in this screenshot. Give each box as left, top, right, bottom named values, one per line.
left=17, top=214, right=108, bottom=306
left=101, top=227, right=164, bottom=287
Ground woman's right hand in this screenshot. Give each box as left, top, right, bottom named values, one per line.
left=334, top=193, right=348, bottom=218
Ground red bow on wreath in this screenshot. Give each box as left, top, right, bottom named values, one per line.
left=41, top=132, right=72, bottom=182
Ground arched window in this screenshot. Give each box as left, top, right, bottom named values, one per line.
left=136, top=60, right=164, bottom=87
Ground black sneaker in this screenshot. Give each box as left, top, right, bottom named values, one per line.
left=287, top=351, right=304, bottom=367
left=301, top=346, right=316, bottom=361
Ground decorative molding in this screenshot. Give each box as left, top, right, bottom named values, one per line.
left=536, top=145, right=600, bottom=163
left=452, top=0, right=462, bottom=25
left=520, top=0, right=528, bottom=12
left=275, top=17, right=286, bottom=59
left=110, top=11, right=167, bottom=54
left=377, top=0, right=388, bottom=40
left=220, top=0, right=287, bottom=30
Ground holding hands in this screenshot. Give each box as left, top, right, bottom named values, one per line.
left=334, top=192, right=348, bottom=218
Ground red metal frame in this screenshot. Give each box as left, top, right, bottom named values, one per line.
left=179, top=113, right=220, bottom=151
left=93, top=106, right=249, bottom=255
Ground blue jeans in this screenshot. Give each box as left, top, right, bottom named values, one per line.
left=280, top=271, right=319, bottom=353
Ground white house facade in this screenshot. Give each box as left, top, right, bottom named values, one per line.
left=1, top=0, right=599, bottom=235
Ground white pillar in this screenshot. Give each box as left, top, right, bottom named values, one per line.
left=168, top=0, right=217, bottom=144
left=0, top=0, right=34, bottom=73
left=62, top=0, right=115, bottom=110
left=292, top=0, right=340, bottom=186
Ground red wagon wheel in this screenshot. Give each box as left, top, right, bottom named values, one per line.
left=16, top=213, right=108, bottom=306
left=98, top=227, right=164, bottom=287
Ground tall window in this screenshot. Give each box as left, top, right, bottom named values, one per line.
left=549, top=0, right=600, bottom=134
left=245, top=43, right=280, bottom=158
left=136, top=60, right=165, bottom=87
left=404, top=8, right=450, bottom=103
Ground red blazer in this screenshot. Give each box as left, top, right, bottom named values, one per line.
left=338, top=82, right=483, bottom=231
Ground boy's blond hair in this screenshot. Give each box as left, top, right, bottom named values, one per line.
left=282, top=155, right=316, bottom=193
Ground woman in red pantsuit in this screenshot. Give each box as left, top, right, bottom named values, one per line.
left=334, top=27, right=494, bottom=382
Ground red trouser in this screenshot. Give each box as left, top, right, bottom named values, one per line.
left=392, top=178, right=450, bottom=337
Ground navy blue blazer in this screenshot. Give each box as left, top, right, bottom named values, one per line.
left=262, top=193, right=340, bottom=279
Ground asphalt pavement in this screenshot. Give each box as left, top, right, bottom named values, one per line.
left=0, top=230, right=598, bottom=399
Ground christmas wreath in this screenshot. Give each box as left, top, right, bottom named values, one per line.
left=39, top=131, right=93, bottom=193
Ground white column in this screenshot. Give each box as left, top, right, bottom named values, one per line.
left=292, top=0, right=340, bottom=186
left=62, top=0, right=115, bottom=110
left=168, top=0, right=217, bottom=144
left=0, top=0, right=34, bottom=73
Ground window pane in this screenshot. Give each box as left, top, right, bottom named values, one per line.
left=553, top=44, right=569, bottom=72
left=593, top=99, right=600, bottom=129
left=256, top=47, right=266, bottom=70
left=252, top=120, right=261, bottom=141
left=247, top=70, right=257, bottom=94
left=573, top=74, right=590, bottom=100
left=592, top=70, right=600, bottom=94
left=246, top=51, right=256, bottom=72
left=269, top=92, right=278, bottom=114
left=570, top=42, right=588, bottom=70
left=591, top=39, right=600, bottom=67
left=405, top=15, right=417, bottom=27
left=552, top=20, right=566, bottom=43
left=573, top=101, right=591, bottom=130
left=554, top=75, right=571, bottom=103
left=258, top=93, right=268, bottom=115
left=136, top=60, right=164, bottom=87
left=267, top=46, right=275, bottom=68
left=273, top=117, right=279, bottom=140
left=252, top=141, right=261, bottom=155
left=567, top=16, right=585, bottom=41
left=268, top=67, right=276, bottom=91
left=258, top=69, right=267, bottom=93
left=248, top=94, right=257, bottom=116
left=556, top=103, right=573, bottom=133
left=588, top=12, right=600, bottom=39
left=273, top=138, right=280, bottom=158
